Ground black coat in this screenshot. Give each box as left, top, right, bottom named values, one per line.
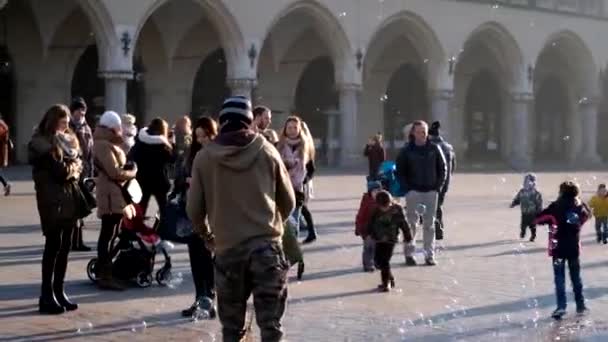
left=536, top=198, right=590, bottom=259
left=396, top=141, right=447, bottom=193
left=28, top=134, right=81, bottom=235
left=130, top=133, right=174, bottom=195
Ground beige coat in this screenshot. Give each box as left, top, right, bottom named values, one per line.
left=93, top=127, right=137, bottom=218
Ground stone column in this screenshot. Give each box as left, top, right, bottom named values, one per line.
left=430, top=89, right=454, bottom=138
left=510, top=92, right=533, bottom=169
left=578, top=98, right=601, bottom=164
left=227, top=78, right=257, bottom=99
left=99, top=70, right=132, bottom=114
left=339, top=83, right=361, bottom=167
left=324, top=110, right=340, bottom=166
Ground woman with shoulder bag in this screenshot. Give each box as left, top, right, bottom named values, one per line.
left=93, top=111, right=138, bottom=290
left=174, top=116, right=218, bottom=318
left=29, top=104, right=83, bottom=314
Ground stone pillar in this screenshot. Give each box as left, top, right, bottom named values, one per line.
left=324, top=110, right=340, bottom=166
left=430, top=89, right=454, bottom=138
left=510, top=92, right=533, bottom=169
left=338, top=83, right=361, bottom=167
left=227, top=78, right=257, bottom=99
left=578, top=98, right=601, bottom=165
left=99, top=70, right=132, bottom=114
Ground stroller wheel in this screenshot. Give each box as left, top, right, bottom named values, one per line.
left=86, top=258, right=98, bottom=282
left=156, top=268, right=172, bottom=286
left=136, top=272, right=153, bottom=288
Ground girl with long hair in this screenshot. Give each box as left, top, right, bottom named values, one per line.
left=29, top=104, right=83, bottom=314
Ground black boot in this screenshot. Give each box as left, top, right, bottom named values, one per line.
left=53, top=241, right=78, bottom=311
left=39, top=294, right=65, bottom=315
left=297, top=262, right=305, bottom=280
left=40, top=239, right=64, bottom=315
left=529, top=228, right=536, bottom=242
left=520, top=228, right=526, bottom=239
left=72, top=221, right=91, bottom=252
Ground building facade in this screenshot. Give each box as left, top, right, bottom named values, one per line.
left=2, top=0, right=608, bottom=167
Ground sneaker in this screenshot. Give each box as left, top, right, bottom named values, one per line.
left=576, top=306, right=589, bottom=316
left=520, top=230, right=526, bottom=239
left=425, top=258, right=437, bottom=266
left=405, top=257, right=417, bottom=266
left=529, top=236, right=536, bottom=242
left=604, top=239, right=607, bottom=245
left=3, top=184, right=10, bottom=196
left=551, top=308, right=566, bottom=320
left=302, top=236, right=317, bottom=244
left=377, top=284, right=390, bottom=292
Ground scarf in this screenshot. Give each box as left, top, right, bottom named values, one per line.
left=55, top=132, right=80, bottom=160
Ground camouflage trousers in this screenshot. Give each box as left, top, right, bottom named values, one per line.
left=215, top=239, right=289, bottom=342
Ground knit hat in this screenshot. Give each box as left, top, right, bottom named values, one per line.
left=70, top=97, right=87, bottom=112
left=99, top=111, right=122, bottom=130
left=219, top=96, right=253, bottom=126
left=367, top=180, right=382, bottom=192
left=429, top=121, right=440, bottom=136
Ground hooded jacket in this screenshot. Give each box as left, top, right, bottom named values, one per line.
left=186, top=131, right=296, bottom=255
left=535, top=197, right=590, bottom=258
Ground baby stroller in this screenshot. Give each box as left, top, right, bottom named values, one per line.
left=86, top=204, right=173, bottom=288
left=377, top=161, right=406, bottom=198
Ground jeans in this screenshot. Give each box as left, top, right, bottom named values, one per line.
left=374, top=242, right=395, bottom=286
left=98, top=214, right=122, bottom=266
left=595, top=217, right=608, bottom=240
left=362, top=236, right=376, bottom=270
left=188, top=234, right=215, bottom=299
left=553, top=257, right=585, bottom=310
left=403, top=190, right=438, bottom=259
left=0, top=172, right=7, bottom=187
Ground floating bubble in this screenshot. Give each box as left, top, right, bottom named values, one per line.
left=500, top=177, right=507, bottom=183
left=563, top=135, right=570, bottom=141
left=338, top=12, right=347, bottom=17
left=130, top=321, right=147, bottom=333
left=491, top=4, right=500, bottom=9
left=76, top=321, right=94, bottom=334
left=566, top=212, right=580, bottom=225
left=415, top=204, right=427, bottom=215
left=168, top=272, right=184, bottom=289
left=380, top=94, right=389, bottom=102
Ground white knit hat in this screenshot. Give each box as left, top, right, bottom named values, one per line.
left=99, top=111, right=122, bottom=130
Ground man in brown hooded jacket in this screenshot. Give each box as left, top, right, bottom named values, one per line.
left=187, top=96, right=295, bottom=342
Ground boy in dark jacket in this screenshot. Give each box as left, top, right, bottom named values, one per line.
left=510, top=173, right=543, bottom=241
left=534, top=181, right=590, bottom=320
left=355, top=180, right=383, bottom=272
left=368, top=190, right=412, bottom=292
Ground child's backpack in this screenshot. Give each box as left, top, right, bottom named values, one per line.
left=377, top=161, right=406, bottom=197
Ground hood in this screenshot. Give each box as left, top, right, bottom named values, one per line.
left=523, top=173, right=537, bottom=190
left=94, top=126, right=123, bottom=145
left=138, top=127, right=170, bottom=146
left=29, top=133, right=53, bottom=155
left=204, top=132, right=266, bottom=171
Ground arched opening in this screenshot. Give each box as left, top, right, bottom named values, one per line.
left=464, top=70, right=502, bottom=161
left=294, top=56, right=338, bottom=145
left=534, top=76, right=569, bottom=160
left=0, top=46, right=15, bottom=132
left=191, top=48, right=229, bottom=118
left=71, top=45, right=104, bottom=124
left=384, top=63, right=428, bottom=157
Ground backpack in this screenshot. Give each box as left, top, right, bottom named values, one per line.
left=377, top=161, right=406, bottom=197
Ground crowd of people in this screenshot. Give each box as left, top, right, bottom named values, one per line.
left=16, top=93, right=599, bottom=340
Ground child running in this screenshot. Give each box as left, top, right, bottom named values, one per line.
left=368, top=190, right=412, bottom=292
left=535, top=181, right=590, bottom=320
left=510, top=173, right=543, bottom=241
left=355, top=180, right=383, bottom=272
left=588, top=184, right=608, bottom=244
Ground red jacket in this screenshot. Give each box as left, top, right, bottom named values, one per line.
left=355, top=193, right=377, bottom=237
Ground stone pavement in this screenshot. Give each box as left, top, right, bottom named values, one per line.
left=1, top=169, right=608, bottom=341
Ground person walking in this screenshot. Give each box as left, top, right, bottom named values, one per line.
left=252, top=106, right=279, bottom=145
left=187, top=96, right=295, bottom=342
left=277, top=116, right=315, bottom=244
left=0, top=114, right=12, bottom=196
left=428, top=121, right=455, bottom=240
left=130, top=118, right=174, bottom=216
left=69, top=97, right=94, bottom=251
left=94, top=111, right=138, bottom=290
left=173, top=116, right=218, bottom=318
left=396, top=120, right=447, bottom=266
left=364, top=133, right=386, bottom=180
left=29, top=104, right=83, bottom=314
left=300, top=120, right=317, bottom=244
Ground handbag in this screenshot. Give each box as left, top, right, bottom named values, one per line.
left=158, top=195, right=193, bottom=244
left=94, top=158, right=142, bottom=204
left=75, top=181, right=95, bottom=219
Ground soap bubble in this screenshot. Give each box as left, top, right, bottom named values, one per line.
left=338, top=12, right=347, bottom=17
left=168, top=272, right=184, bottom=289
left=415, top=204, right=427, bottom=215
left=130, top=321, right=147, bottom=333
left=380, top=94, right=389, bottom=102
left=76, top=321, right=94, bottom=334
left=563, top=135, right=570, bottom=141
left=566, top=212, right=580, bottom=225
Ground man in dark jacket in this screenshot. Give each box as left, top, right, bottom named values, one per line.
left=69, top=97, right=93, bottom=251
left=396, top=120, right=447, bottom=266
left=429, top=121, right=456, bottom=240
